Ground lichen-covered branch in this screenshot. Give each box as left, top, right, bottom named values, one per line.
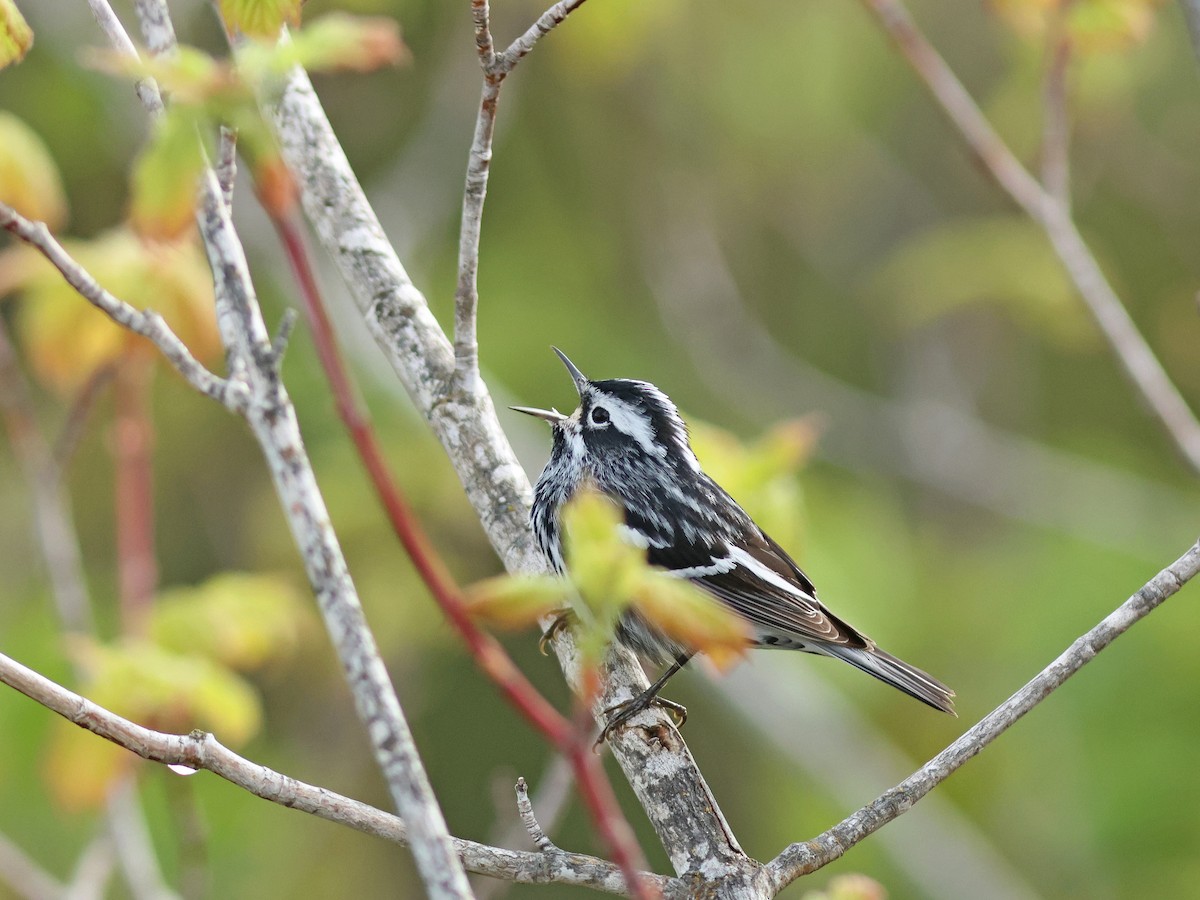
left=78, top=3, right=474, bottom=895
left=270, top=64, right=753, bottom=882
left=0, top=650, right=679, bottom=897
left=765, top=539, right=1200, bottom=890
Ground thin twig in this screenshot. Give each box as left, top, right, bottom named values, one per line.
left=1041, top=9, right=1072, bottom=206
left=765, top=539, right=1200, bottom=890
left=453, top=0, right=590, bottom=383
left=0, top=202, right=242, bottom=412
left=216, top=127, right=238, bottom=210
left=85, top=3, right=476, bottom=894
left=0, top=650, right=677, bottom=897
left=0, top=319, right=95, bottom=633
left=861, top=0, right=1200, bottom=474
left=515, top=778, right=557, bottom=852
left=52, top=363, right=116, bottom=474
left=112, top=360, right=158, bottom=634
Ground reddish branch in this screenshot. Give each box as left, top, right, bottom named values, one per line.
left=271, top=211, right=655, bottom=899
left=113, top=359, right=158, bottom=634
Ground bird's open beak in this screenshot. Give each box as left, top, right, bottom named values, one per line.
left=552, top=347, right=589, bottom=397
left=510, top=405, right=568, bottom=424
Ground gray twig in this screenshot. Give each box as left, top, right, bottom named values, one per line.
left=0, top=651, right=677, bottom=897
left=272, top=37, right=754, bottom=890
left=515, top=777, right=557, bottom=852
left=454, top=0, right=590, bottom=385
left=0, top=831, right=64, bottom=900
left=861, top=0, right=1200, bottom=474
left=79, top=2, right=475, bottom=895
left=766, top=539, right=1200, bottom=890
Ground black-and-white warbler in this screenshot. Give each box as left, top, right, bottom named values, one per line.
left=514, top=349, right=955, bottom=739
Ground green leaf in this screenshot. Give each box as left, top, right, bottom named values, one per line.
left=130, top=106, right=208, bottom=240
left=151, top=572, right=313, bottom=672
left=0, top=112, right=67, bottom=228
left=0, top=0, right=32, bottom=69
left=466, top=575, right=569, bottom=630
left=217, top=0, right=302, bottom=39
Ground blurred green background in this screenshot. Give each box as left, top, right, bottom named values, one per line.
left=2, top=0, right=1200, bottom=897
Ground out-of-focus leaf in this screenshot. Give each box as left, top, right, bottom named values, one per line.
left=0, top=0, right=32, bottom=69
left=801, top=873, right=888, bottom=900
left=466, top=575, right=569, bottom=630
left=0, top=112, right=67, bottom=228
left=870, top=216, right=1092, bottom=348
left=151, top=572, right=313, bottom=672
left=689, top=417, right=817, bottom=554
left=130, top=106, right=208, bottom=241
left=217, top=0, right=302, bottom=39
left=44, top=638, right=262, bottom=810
left=246, top=14, right=408, bottom=76
left=43, top=721, right=130, bottom=812
left=562, top=489, right=645, bottom=616
left=86, top=45, right=234, bottom=106
left=633, top=575, right=749, bottom=671
left=15, top=228, right=219, bottom=393
left=990, top=0, right=1162, bottom=54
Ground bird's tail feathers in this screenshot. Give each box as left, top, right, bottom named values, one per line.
left=824, top=645, right=956, bottom=715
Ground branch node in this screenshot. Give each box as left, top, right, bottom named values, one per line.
left=515, top=777, right=558, bottom=852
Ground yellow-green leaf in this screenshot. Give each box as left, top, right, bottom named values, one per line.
left=87, top=45, right=234, bottom=107
left=45, top=638, right=263, bottom=809
left=151, top=572, right=313, bottom=672
left=281, top=14, right=408, bottom=73
left=990, top=0, right=1163, bottom=54
left=0, top=0, right=32, bottom=69
left=562, top=489, right=645, bottom=614
left=15, top=228, right=219, bottom=393
left=217, top=0, right=302, bottom=39
left=633, top=575, right=750, bottom=671
left=0, top=112, right=67, bottom=228
left=130, top=106, right=207, bottom=240
left=466, top=575, right=569, bottom=630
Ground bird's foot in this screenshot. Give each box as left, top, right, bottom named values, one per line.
left=538, top=610, right=574, bottom=656
left=595, top=692, right=687, bottom=747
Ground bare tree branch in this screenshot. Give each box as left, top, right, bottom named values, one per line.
left=0, top=650, right=678, bottom=897
left=861, top=0, right=1200, bottom=475
left=1040, top=16, right=1072, bottom=206
left=269, top=63, right=753, bottom=882
left=765, top=538, right=1200, bottom=891
left=76, top=4, right=476, bottom=894
left=0, top=203, right=241, bottom=412
left=454, top=0, right=590, bottom=384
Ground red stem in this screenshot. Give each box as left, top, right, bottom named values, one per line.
left=271, top=211, right=655, bottom=898
left=114, top=357, right=157, bottom=635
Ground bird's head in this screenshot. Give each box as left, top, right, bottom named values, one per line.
left=512, top=348, right=700, bottom=473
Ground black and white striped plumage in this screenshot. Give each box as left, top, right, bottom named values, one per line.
left=514, top=349, right=955, bottom=721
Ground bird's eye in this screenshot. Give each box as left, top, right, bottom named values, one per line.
left=590, top=407, right=610, bottom=425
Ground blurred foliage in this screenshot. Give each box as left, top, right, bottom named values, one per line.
left=0, top=0, right=31, bottom=69
left=0, top=110, right=67, bottom=227
left=1, top=0, right=1199, bottom=897
left=9, top=227, right=219, bottom=392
